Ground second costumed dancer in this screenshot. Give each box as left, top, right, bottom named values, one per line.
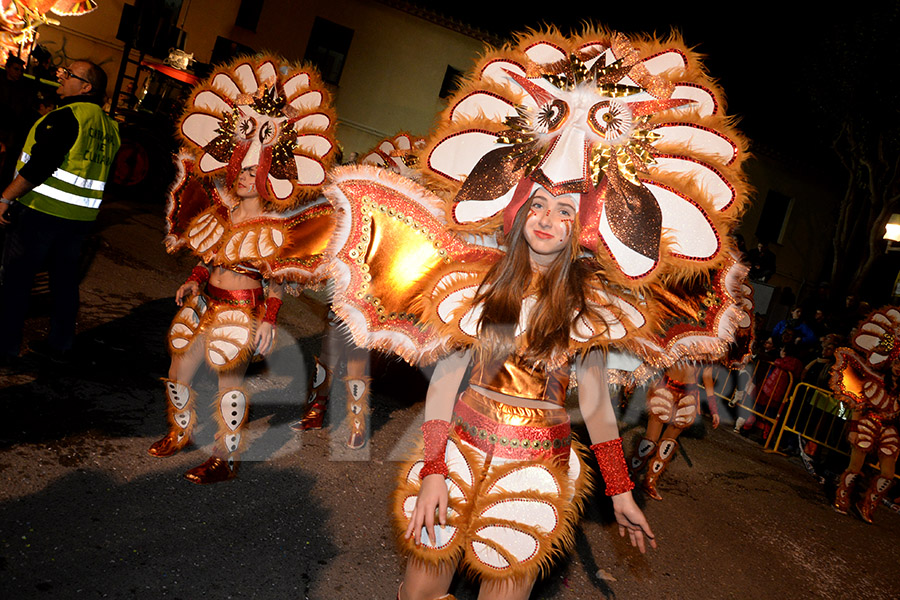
left=829, top=306, right=900, bottom=523
left=321, top=26, right=750, bottom=599
left=148, top=56, right=337, bottom=483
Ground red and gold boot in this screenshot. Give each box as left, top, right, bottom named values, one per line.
left=148, top=379, right=195, bottom=457
left=833, top=470, right=860, bottom=515
left=630, top=437, right=657, bottom=473
left=290, top=356, right=333, bottom=431
left=643, top=438, right=678, bottom=501
left=345, top=375, right=371, bottom=449
left=184, top=387, right=248, bottom=484
left=856, top=475, right=892, bottom=524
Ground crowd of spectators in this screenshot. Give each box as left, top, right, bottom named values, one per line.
left=732, top=292, right=871, bottom=447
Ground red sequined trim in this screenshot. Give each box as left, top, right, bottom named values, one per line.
left=263, top=297, right=283, bottom=325
left=205, top=283, right=265, bottom=307
left=591, top=438, right=635, bottom=496
left=186, top=265, right=210, bottom=285
left=420, top=419, right=451, bottom=479
left=452, top=400, right=572, bottom=460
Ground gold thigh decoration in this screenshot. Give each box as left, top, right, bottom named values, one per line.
left=394, top=429, right=593, bottom=584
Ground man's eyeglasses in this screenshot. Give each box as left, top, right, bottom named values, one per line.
left=57, top=67, right=90, bottom=85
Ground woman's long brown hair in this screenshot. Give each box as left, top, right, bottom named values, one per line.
left=474, top=192, right=600, bottom=365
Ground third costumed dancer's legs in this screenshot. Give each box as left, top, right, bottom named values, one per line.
left=631, top=414, right=663, bottom=473
left=643, top=425, right=684, bottom=501
left=834, top=446, right=866, bottom=515
left=344, top=348, right=371, bottom=449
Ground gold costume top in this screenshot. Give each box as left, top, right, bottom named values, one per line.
left=469, top=355, right=570, bottom=406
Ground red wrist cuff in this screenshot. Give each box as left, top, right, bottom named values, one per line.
left=591, top=438, right=635, bottom=496
left=420, top=419, right=451, bottom=479
left=186, top=265, right=210, bottom=286
left=263, top=297, right=283, bottom=325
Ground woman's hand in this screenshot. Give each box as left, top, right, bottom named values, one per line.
left=255, top=321, right=275, bottom=355
left=611, top=491, right=657, bottom=553
left=404, top=473, right=449, bottom=547
left=712, top=413, right=721, bottom=429
left=175, top=280, right=200, bottom=306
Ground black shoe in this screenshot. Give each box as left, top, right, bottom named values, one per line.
left=27, top=340, right=73, bottom=365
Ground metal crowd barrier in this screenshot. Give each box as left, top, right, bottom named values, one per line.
left=770, top=382, right=850, bottom=457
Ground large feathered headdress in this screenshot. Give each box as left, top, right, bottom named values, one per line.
left=416, top=27, right=749, bottom=288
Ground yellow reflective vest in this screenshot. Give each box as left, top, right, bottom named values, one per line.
left=16, top=101, right=120, bottom=222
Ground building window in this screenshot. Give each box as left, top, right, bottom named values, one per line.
left=439, top=65, right=463, bottom=99
left=755, top=189, right=793, bottom=244
left=304, top=17, right=353, bottom=86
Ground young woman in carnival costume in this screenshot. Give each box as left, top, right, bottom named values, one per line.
left=320, top=26, right=751, bottom=598
left=829, top=306, right=900, bottom=522
left=290, top=133, right=425, bottom=449
left=148, top=56, right=337, bottom=483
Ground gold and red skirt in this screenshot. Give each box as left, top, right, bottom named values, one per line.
left=393, top=388, right=593, bottom=583
left=166, top=283, right=265, bottom=372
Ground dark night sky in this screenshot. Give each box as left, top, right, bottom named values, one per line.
left=409, top=1, right=899, bottom=175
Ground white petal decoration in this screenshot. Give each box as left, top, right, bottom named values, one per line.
left=645, top=182, right=718, bottom=260
left=294, top=155, right=327, bottom=186
left=295, top=113, right=331, bottom=130
left=224, top=433, right=241, bottom=452
left=524, top=41, right=567, bottom=65
left=481, top=499, right=558, bottom=533
left=480, top=60, right=526, bottom=86
left=283, top=72, right=311, bottom=98
left=219, top=310, right=250, bottom=324
left=290, top=90, right=323, bottom=112
left=672, top=83, right=716, bottom=117
left=174, top=410, right=191, bottom=429
left=257, top=60, right=277, bottom=86
left=220, top=389, right=247, bottom=432
left=454, top=187, right=516, bottom=223
left=653, top=124, right=737, bottom=165
left=651, top=156, right=734, bottom=212
left=428, top=130, right=502, bottom=183
left=447, top=438, right=473, bottom=487
left=487, top=465, right=560, bottom=495
left=233, top=62, right=258, bottom=93
left=450, top=91, right=517, bottom=122
left=181, top=113, right=222, bottom=148
left=193, top=90, right=231, bottom=114
left=167, top=381, right=191, bottom=410
left=459, top=303, right=483, bottom=337
left=211, top=73, right=240, bottom=99
left=437, top=286, right=477, bottom=323
left=641, top=50, right=688, bottom=75
left=199, top=153, right=227, bottom=174
left=856, top=334, right=881, bottom=351
left=239, top=230, right=259, bottom=258
left=419, top=507, right=459, bottom=549
left=473, top=526, right=538, bottom=566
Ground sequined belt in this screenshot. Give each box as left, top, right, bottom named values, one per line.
left=664, top=375, right=689, bottom=394
left=452, top=388, right=571, bottom=459
left=205, top=283, right=265, bottom=307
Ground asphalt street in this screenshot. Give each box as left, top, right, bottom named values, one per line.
left=1, top=197, right=898, bottom=599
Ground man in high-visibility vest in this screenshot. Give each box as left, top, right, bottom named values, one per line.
left=0, top=60, right=120, bottom=366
